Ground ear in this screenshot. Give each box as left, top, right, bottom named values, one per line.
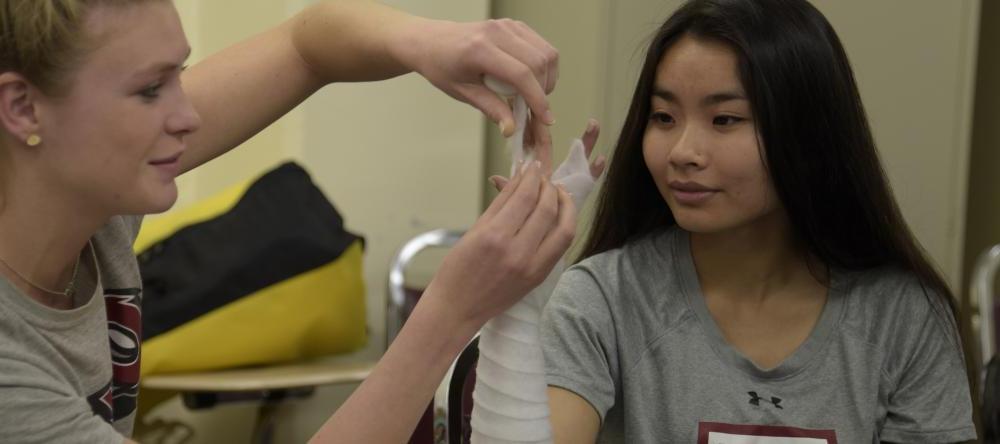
left=0, top=72, right=41, bottom=145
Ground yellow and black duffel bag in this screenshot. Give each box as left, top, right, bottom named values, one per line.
left=135, top=162, right=367, bottom=376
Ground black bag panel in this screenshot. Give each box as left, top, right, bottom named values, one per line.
left=139, top=162, right=362, bottom=340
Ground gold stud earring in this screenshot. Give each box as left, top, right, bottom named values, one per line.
left=26, top=134, right=41, bottom=147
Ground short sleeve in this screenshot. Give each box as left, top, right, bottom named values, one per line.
left=540, top=266, right=620, bottom=422
left=879, top=287, right=977, bottom=443
left=0, top=358, right=123, bottom=444
left=120, top=215, right=144, bottom=242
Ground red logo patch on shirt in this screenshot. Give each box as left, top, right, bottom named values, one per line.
left=102, top=288, right=142, bottom=422
left=698, top=422, right=838, bottom=444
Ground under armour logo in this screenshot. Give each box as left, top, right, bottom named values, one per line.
left=748, top=391, right=783, bottom=409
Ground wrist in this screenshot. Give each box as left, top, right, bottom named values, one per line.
left=384, top=15, right=437, bottom=77
left=408, top=282, right=483, bottom=354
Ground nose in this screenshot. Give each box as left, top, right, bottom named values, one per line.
left=165, top=92, right=202, bottom=138
left=668, top=123, right=707, bottom=171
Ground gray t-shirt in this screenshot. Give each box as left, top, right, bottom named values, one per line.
left=0, top=215, right=143, bottom=443
left=541, top=227, right=976, bottom=443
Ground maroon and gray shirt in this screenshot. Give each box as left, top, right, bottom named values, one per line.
left=0, top=216, right=143, bottom=443
left=541, top=227, right=977, bottom=443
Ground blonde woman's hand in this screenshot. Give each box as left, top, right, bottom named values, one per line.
left=424, top=160, right=574, bottom=330
left=394, top=18, right=558, bottom=137
left=491, top=118, right=607, bottom=192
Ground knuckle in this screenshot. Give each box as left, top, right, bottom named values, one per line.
left=465, top=34, right=489, bottom=56
left=513, top=188, right=535, bottom=209
left=501, top=254, right=527, bottom=277
left=538, top=199, right=558, bottom=220
left=546, top=47, right=560, bottom=64
left=480, top=231, right=505, bottom=253
left=531, top=54, right=548, bottom=75
left=486, top=19, right=507, bottom=33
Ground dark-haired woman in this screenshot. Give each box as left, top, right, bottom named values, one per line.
left=539, top=0, right=977, bottom=442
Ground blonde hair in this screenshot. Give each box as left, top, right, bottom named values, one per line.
left=0, top=0, right=160, bottom=95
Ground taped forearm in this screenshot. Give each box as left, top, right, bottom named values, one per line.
left=471, top=94, right=597, bottom=444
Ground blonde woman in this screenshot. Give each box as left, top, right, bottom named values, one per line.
left=0, top=0, right=578, bottom=442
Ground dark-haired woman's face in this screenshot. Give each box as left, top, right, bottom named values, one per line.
left=642, top=35, right=783, bottom=234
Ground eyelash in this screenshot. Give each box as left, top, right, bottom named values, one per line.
left=650, top=112, right=674, bottom=124
left=713, top=115, right=745, bottom=126
left=139, top=83, right=163, bottom=100
left=138, top=65, right=188, bottom=102
left=649, top=112, right=746, bottom=127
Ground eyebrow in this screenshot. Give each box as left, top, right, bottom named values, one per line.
left=134, top=47, right=192, bottom=77
left=652, top=87, right=747, bottom=107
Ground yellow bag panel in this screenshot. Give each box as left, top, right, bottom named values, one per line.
left=134, top=179, right=254, bottom=254
left=141, top=241, right=367, bottom=376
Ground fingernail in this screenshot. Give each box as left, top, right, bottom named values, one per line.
left=498, top=120, right=507, bottom=136
left=520, top=160, right=529, bottom=174
left=586, top=119, right=597, bottom=132
left=533, top=160, right=542, bottom=170
left=544, top=111, right=555, bottom=125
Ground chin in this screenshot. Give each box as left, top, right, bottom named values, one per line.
left=146, top=200, right=177, bottom=214
left=150, top=195, right=179, bottom=214
left=676, top=219, right=720, bottom=234
left=141, top=185, right=180, bottom=214
left=671, top=208, right=734, bottom=234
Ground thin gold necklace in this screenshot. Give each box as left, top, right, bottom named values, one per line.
left=0, top=250, right=81, bottom=298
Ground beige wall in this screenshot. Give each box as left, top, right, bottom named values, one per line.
left=489, top=0, right=981, bottom=290
left=142, top=1, right=487, bottom=442
left=813, top=0, right=980, bottom=291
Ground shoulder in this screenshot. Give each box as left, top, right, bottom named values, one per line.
left=839, top=266, right=953, bottom=331
left=837, top=266, right=962, bottom=373
left=93, top=216, right=144, bottom=289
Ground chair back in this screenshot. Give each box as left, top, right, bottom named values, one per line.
left=386, top=230, right=465, bottom=444
left=972, top=243, right=1000, bottom=442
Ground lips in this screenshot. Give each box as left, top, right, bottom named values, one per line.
left=668, top=181, right=715, bottom=192
left=149, top=151, right=184, bottom=179
left=668, top=180, right=718, bottom=205
left=149, top=152, right=182, bottom=165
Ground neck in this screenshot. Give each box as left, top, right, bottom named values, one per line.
left=688, top=211, right=826, bottom=304
left=0, top=170, right=107, bottom=308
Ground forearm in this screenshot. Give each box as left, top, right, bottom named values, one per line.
left=290, top=0, right=428, bottom=83
left=179, top=0, right=425, bottom=173
left=310, top=287, right=479, bottom=443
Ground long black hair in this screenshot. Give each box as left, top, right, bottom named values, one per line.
left=578, top=0, right=959, bottom=319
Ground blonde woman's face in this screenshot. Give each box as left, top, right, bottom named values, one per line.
left=34, top=1, right=200, bottom=215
